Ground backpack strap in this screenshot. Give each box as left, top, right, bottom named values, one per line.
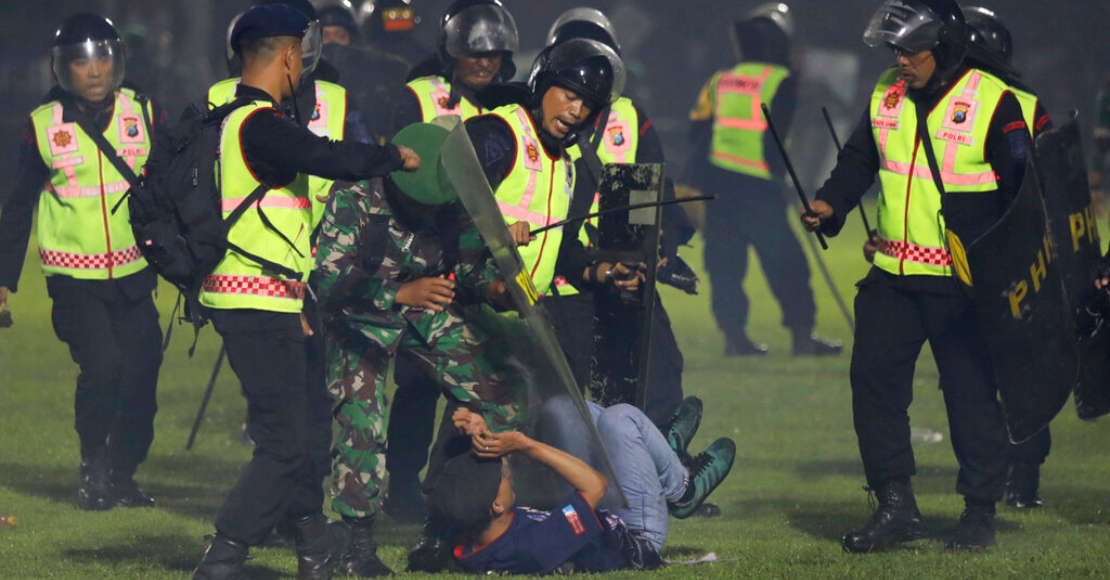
left=222, top=183, right=304, bottom=281
left=67, top=100, right=145, bottom=214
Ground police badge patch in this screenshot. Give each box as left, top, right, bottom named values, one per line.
left=608, top=126, right=624, bottom=146
left=47, top=123, right=80, bottom=155
left=952, top=101, right=970, bottom=124
left=118, top=115, right=145, bottom=144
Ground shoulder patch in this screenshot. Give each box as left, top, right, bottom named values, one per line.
left=562, top=504, right=586, bottom=536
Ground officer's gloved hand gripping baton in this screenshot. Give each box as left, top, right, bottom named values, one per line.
left=761, top=103, right=827, bottom=250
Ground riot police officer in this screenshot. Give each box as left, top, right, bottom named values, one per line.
left=0, top=12, right=166, bottom=512
left=688, top=3, right=841, bottom=357
left=407, top=37, right=632, bottom=573
left=803, top=0, right=1031, bottom=552
left=190, top=5, right=417, bottom=578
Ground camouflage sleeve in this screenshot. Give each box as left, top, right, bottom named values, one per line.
left=453, top=221, right=501, bottom=300
left=313, top=182, right=404, bottom=313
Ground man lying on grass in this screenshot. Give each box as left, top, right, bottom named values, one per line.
left=428, top=400, right=735, bottom=574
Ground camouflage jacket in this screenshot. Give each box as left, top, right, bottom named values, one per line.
left=313, top=177, right=502, bottom=350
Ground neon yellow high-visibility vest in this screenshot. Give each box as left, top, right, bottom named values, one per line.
left=484, top=104, right=574, bottom=297
left=200, top=100, right=312, bottom=313
left=405, top=76, right=484, bottom=123
left=708, top=63, right=790, bottom=178
left=29, top=88, right=151, bottom=280
left=870, top=67, right=1008, bottom=277
left=207, top=78, right=347, bottom=228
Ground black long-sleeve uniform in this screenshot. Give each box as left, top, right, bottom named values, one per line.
left=688, top=72, right=819, bottom=346
left=209, top=82, right=403, bottom=546
left=812, top=66, right=1031, bottom=502
left=0, top=87, right=171, bottom=486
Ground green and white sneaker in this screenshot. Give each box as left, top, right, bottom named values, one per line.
left=669, top=438, right=736, bottom=519
left=660, top=396, right=703, bottom=456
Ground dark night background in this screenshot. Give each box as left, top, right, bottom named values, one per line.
left=2, top=0, right=1108, bottom=195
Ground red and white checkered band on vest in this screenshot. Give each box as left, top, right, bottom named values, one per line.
left=39, top=245, right=144, bottom=271
left=202, top=274, right=307, bottom=301
left=877, top=237, right=953, bottom=267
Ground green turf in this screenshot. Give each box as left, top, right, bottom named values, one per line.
left=3, top=207, right=1110, bottom=579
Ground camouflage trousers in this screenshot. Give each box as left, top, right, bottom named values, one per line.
left=328, top=313, right=517, bottom=519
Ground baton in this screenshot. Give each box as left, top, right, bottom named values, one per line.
left=186, top=344, right=225, bottom=450
left=821, top=107, right=875, bottom=238
left=761, top=104, right=827, bottom=250
left=529, top=196, right=715, bottom=236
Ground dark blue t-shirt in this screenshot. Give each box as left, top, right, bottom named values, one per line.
left=453, top=492, right=629, bottom=574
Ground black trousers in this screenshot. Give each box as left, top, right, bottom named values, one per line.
left=210, top=309, right=331, bottom=545
left=851, top=276, right=1008, bottom=501
left=385, top=353, right=439, bottom=485
left=702, top=167, right=816, bottom=343
left=47, top=275, right=162, bottom=478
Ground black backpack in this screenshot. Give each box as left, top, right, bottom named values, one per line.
left=84, top=98, right=302, bottom=345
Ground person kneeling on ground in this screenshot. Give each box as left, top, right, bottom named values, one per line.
left=428, top=400, right=735, bottom=574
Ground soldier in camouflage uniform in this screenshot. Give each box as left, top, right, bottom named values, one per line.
left=314, top=159, right=519, bottom=576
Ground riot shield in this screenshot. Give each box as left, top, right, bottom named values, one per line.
left=590, top=164, right=664, bottom=411
left=1035, top=112, right=1110, bottom=420
left=961, top=160, right=1079, bottom=443
left=437, top=122, right=627, bottom=509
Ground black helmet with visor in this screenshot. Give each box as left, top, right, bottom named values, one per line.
left=51, top=13, right=126, bottom=99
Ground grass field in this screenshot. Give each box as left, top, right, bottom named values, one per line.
left=4, top=208, right=1110, bottom=579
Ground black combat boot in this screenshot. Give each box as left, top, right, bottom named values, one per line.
left=791, top=329, right=843, bottom=356
left=293, top=513, right=344, bottom=579
left=78, top=451, right=112, bottom=511
left=1005, top=462, right=1044, bottom=508
left=842, top=479, right=930, bottom=553
left=945, top=500, right=996, bottom=551
left=339, top=516, right=393, bottom=577
left=192, top=532, right=249, bottom=580
left=406, top=517, right=452, bottom=573
left=109, top=470, right=155, bottom=508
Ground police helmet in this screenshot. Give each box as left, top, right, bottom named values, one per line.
left=962, top=6, right=1012, bottom=64
left=527, top=38, right=625, bottom=110
left=546, top=8, right=621, bottom=55
left=252, top=0, right=324, bottom=79
left=732, top=3, right=794, bottom=64
left=319, top=4, right=359, bottom=39
left=439, top=0, right=519, bottom=80
left=863, top=0, right=968, bottom=81
left=51, top=13, right=126, bottom=99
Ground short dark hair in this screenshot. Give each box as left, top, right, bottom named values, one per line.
left=240, top=35, right=298, bottom=65
left=427, top=452, right=504, bottom=536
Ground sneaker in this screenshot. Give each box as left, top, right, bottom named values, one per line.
left=945, top=504, right=996, bottom=551
left=668, top=438, right=736, bottom=519
left=659, top=396, right=703, bottom=456
left=110, top=475, right=155, bottom=508
left=792, top=333, right=843, bottom=356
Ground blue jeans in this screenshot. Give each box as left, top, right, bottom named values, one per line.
left=541, top=399, right=686, bottom=552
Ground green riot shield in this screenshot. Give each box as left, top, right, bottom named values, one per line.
left=960, top=160, right=1079, bottom=443
left=590, top=164, right=664, bottom=411
left=1035, top=112, right=1110, bottom=420
left=436, top=122, right=627, bottom=509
